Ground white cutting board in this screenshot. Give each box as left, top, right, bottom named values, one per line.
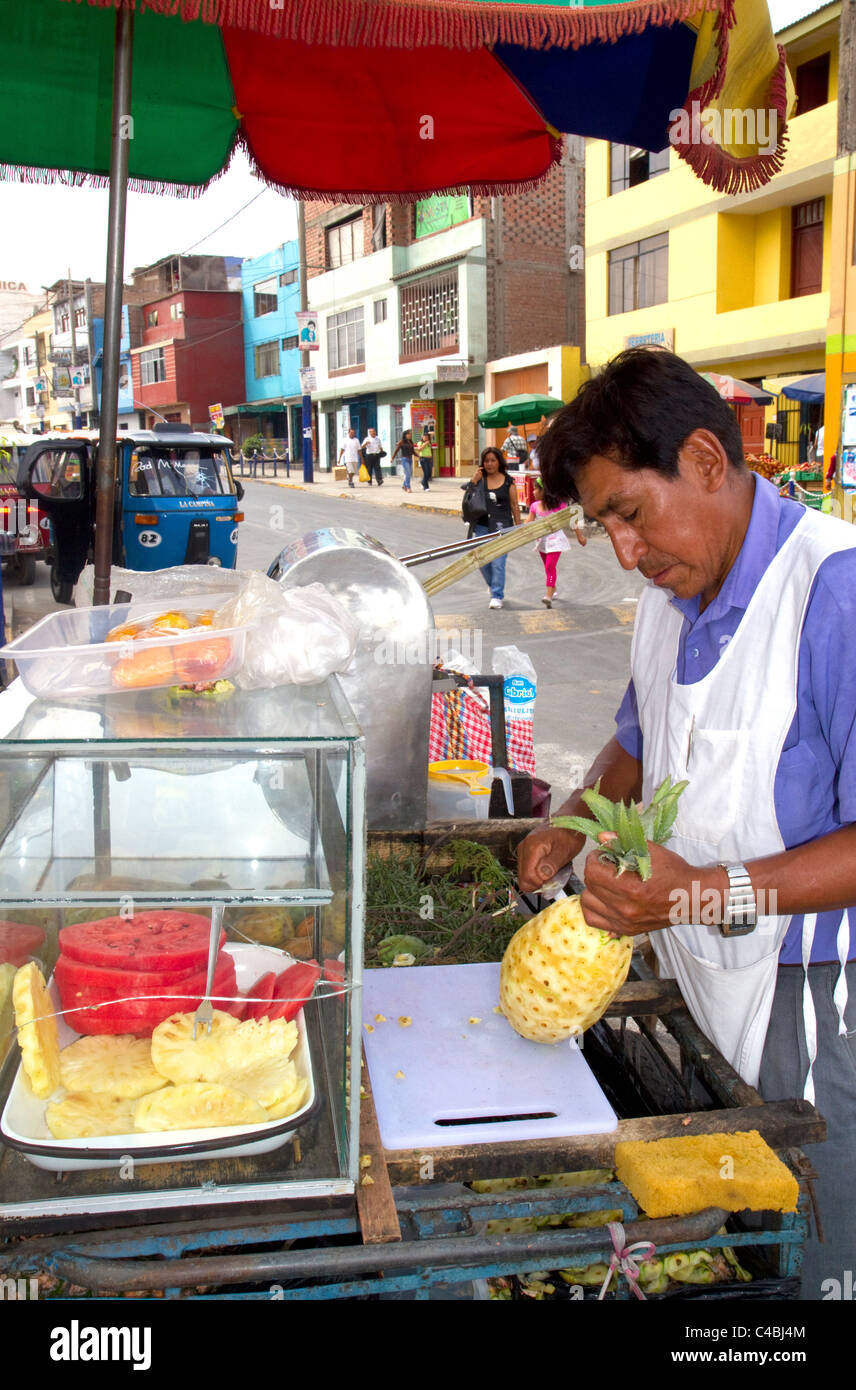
left=362, top=963, right=617, bottom=1149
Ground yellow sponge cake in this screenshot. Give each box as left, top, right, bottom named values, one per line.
left=615, top=1130, right=799, bottom=1217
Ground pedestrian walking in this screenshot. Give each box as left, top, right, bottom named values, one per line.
left=502, top=421, right=529, bottom=466
left=467, top=445, right=521, bottom=609
left=361, top=427, right=386, bottom=486
left=337, top=427, right=361, bottom=488
left=526, top=475, right=586, bottom=608
left=417, top=426, right=436, bottom=490
left=391, top=428, right=416, bottom=492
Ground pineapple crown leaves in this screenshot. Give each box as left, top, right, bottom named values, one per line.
left=552, top=776, right=688, bottom=882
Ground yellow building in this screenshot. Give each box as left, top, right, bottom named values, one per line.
left=585, top=2, right=839, bottom=464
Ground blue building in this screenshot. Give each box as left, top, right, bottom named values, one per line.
left=230, top=242, right=302, bottom=457
left=91, top=306, right=140, bottom=430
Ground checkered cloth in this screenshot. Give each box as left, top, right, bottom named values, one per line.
left=429, top=690, right=535, bottom=774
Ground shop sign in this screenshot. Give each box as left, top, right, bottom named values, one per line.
left=299, top=367, right=317, bottom=393
left=436, top=362, right=468, bottom=382
left=623, top=329, right=675, bottom=352
left=414, top=195, right=470, bottom=239
left=208, top=402, right=224, bottom=430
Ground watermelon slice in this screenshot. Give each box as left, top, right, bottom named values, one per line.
left=0, top=921, right=45, bottom=967
left=53, top=952, right=211, bottom=997
left=244, top=972, right=276, bottom=1021
left=60, top=910, right=223, bottom=973
left=265, top=961, right=321, bottom=1022
left=61, top=953, right=238, bottom=1036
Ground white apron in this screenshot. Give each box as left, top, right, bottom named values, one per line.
left=633, top=507, right=856, bottom=1089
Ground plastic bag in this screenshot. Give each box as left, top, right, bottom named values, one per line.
left=74, top=566, right=359, bottom=688
left=492, top=645, right=537, bottom=774
left=213, top=575, right=359, bottom=688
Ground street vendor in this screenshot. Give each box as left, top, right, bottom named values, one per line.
left=517, top=348, right=856, bottom=1300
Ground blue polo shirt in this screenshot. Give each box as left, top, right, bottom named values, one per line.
left=615, top=474, right=856, bottom=964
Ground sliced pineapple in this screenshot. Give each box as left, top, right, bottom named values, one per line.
left=46, top=1092, right=137, bottom=1140
left=0, top=962, right=16, bottom=1063
left=265, top=1077, right=310, bottom=1121
left=219, top=1056, right=298, bottom=1112
left=59, top=1035, right=168, bottom=1100
left=133, top=1082, right=267, bottom=1132
left=151, top=1011, right=297, bottom=1086
left=150, top=1009, right=240, bottom=1083
left=13, top=962, right=61, bottom=1098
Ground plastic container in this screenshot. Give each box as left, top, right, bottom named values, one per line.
left=0, top=593, right=249, bottom=699
left=427, top=760, right=491, bottom=820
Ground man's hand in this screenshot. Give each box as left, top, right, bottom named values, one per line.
left=517, top=825, right=584, bottom=893
left=580, top=836, right=720, bottom=936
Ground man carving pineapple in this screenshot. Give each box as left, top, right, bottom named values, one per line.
left=516, top=349, right=856, bottom=1300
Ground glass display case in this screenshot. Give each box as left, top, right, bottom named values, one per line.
left=0, top=678, right=364, bottom=1223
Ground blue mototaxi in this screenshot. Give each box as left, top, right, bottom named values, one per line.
left=21, top=424, right=244, bottom=603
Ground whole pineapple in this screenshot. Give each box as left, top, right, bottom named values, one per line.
left=500, top=778, right=687, bottom=1043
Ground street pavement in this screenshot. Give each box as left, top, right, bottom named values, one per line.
left=2, top=469, right=645, bottom=807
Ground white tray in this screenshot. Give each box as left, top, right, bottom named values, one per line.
left=0, top=943, right=316, bottom=1171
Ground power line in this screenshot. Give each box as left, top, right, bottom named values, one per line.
left=179, top=189, right=273, bottom=256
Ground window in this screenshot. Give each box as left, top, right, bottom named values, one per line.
left=399, top=270, right=459, bottom=360
left=74, top=306, right=86, bottom=329
left=146, top=309, right=159, bottom=328
left=25, top=387, right=35, bottom=407
left=59, top=311, right=70, bottom=333
left=129, top=447, right=231, bottom=498
left=608, top=234, right=668, bottom=314
left=253, top=277, right=278, bottom=317
left=374, top=298, right=388, bottom=324
left=327, top=307, right=365, bottom=370
left=326, top=215, right=363, bottom=269
left=610, top=144, right=670, bottom=195
left=170, top=302, right=184, bottom=321
left=791, top=199, right=824, bottom=297
left=281, top=335, right=299, bottom=351
left=280, top=269, right=298, bottom=286
left=254, top=340, right=280, bottom=378
left=23, top=346, right=33, bottom=367
left=139, top=346, right=167, bottom=385
left=371, top=205, right=387, bottom=253
left=795, top=53, right=830, bottom=115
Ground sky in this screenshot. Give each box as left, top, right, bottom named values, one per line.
left=0, top=0, right=829, bottom=296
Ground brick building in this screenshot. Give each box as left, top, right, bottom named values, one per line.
left=304, top=142, right=584, bottom=474
left=128, top=255, right=245, bottom=431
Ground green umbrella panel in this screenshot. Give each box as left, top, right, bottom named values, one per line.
left=478, top=394, right=566, bottom=429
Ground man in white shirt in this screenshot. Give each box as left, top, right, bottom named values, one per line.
left=815, top=424, right=824, bottom=465
left=337, top=428, right=361, bottom=487
left=361, top=427, right=385, bottom=487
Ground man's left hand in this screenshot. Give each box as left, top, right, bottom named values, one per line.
left=580, top=837, right=718, bottom=936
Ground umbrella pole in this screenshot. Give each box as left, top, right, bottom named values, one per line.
left=93, top=5, right=134, bottom=607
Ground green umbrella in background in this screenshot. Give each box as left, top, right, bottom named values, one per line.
left=478, top=394, right=566, bottom=429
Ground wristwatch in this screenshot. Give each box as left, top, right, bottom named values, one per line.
left=718, top=862, right=757, bottom=936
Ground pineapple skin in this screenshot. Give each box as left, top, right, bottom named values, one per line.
left=499, top=895, right=632, bottom=1043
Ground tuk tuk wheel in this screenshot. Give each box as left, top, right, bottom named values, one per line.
left=50, top=566, right=74, bottom=605
left=14, top=554, right=36, bottom=586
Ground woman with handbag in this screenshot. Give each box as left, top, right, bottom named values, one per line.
left=391, top=429, right=416, bottom=492
left=465, top=446, right=521, bottom=609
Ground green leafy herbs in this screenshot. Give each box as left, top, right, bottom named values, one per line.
left=552, top=776, right=688, bottom=881
left=366, top=839, right=525, bottom=967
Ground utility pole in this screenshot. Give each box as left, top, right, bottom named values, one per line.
left=68, top=268, right=82, bottom=429
left=297, top=200, right=314, bottom=483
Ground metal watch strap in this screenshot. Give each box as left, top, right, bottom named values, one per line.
left=719, top=862, right=757, bottom=936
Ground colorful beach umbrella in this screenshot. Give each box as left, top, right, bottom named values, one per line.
left=3, top=0, right=791, bottom=201
left=701, top=372, right=775, bottom=406
left=0, top=0, right=791, bottom=599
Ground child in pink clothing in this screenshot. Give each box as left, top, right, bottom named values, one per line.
left=527, top=476, right=586, bottom=607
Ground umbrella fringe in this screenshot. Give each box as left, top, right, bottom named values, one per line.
left=237, top=130, right=565, bottom=201
left=67, top=0, right=722, bottom=51
left=0, top=161, right=224, bottom=199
